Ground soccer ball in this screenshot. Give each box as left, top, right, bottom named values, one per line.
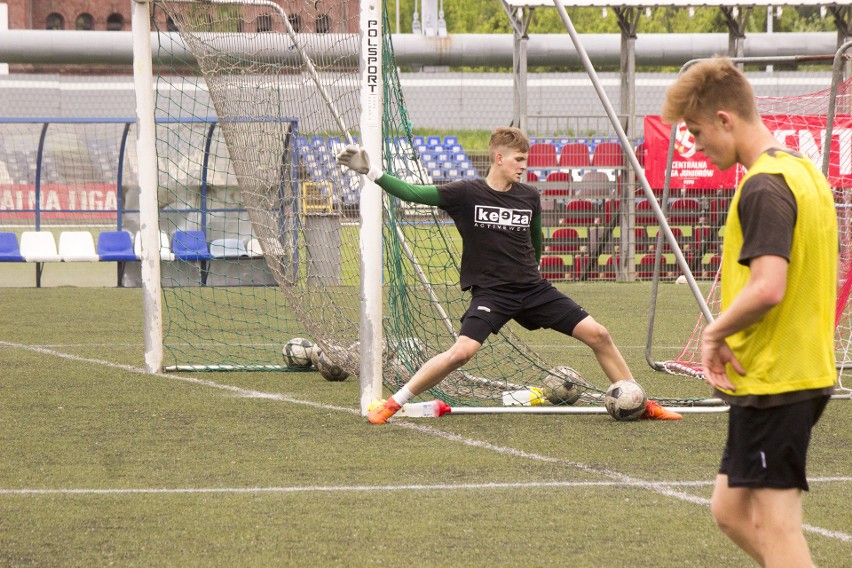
left=308, top=343, right=323, bottom=369
left=283, top=337, right=313, bottom=368
left=604, top=380, right=648, bottom=421
left=542, top=366, right=583, bottom=405
left=317, top=350, right=350, bottom=382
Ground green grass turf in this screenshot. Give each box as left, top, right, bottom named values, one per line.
left=0, top=286, right=849, bottom=566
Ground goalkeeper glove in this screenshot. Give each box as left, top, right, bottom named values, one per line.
left=336, top=144, right=383, bottom=182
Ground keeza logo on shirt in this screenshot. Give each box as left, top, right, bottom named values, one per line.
left=474, top=205, right=532, bottom=228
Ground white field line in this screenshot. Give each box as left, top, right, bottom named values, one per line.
left=2, top=340, right=851, bottom=544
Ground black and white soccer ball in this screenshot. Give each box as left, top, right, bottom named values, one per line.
left=317, top=350, right=350, bottom=382
left=308, top=343, right=323, bottom=369
left=283, top=337, right=313, bottom=368
left=604, top=380, right=648, bottom=421
left=542, top=366, right=583, bottom=405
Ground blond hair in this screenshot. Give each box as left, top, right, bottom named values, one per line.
left=661, top=57, right=759, bottom=124
left=488, top=127, right=530, bottom=163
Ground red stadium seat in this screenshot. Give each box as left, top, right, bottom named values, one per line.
left=558, top=142, right=592, bottom=168
left=591, top=142, right=624, bottom=168
left=561, top=199, right=599, bottom=226
left=540, top=255, right=568, bottom=280
left=546, top=227, right=588, bottom=253
left=528, top=143, right=558, bottom=168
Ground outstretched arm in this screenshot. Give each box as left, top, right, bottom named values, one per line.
left=531, top=213, right=542, bottom=263
left=336, top=144, right=440, bottom=206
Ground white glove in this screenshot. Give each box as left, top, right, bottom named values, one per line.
left=336, top=144, right=383, bottom=181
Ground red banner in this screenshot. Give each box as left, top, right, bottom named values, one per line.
left=644, top=115, right=852, bottom=192
left=0, top=183, right=118, bottom=220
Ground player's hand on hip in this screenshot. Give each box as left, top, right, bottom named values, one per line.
left=701, top=337, right=743, bottom=392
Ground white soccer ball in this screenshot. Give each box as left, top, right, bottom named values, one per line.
left=542, top=366, right=583, bottom=405
left=283, top=337, right=313, bottom=368
left=317, top=350, right=350, bottom=382
left=308, top=343, right=323, bottom=369
left=604, top=380, right=648, bottom=421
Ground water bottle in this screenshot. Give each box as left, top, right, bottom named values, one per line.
left=398, top=400, right=452, bottom=418
left=502, top=387, right=546, bottom=406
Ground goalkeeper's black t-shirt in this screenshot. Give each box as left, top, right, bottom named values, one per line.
left=437, top=178, right=542, bottom=290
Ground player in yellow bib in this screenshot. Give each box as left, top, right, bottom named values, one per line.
left=663, top=58, right=837, bottom=567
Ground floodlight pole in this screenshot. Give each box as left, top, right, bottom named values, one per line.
left=550, top=0, right=713, bottom=322
left=132, top=0, right=164, bottom=374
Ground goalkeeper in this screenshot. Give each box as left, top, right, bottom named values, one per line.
left=337, top=127, right=681, bottom=423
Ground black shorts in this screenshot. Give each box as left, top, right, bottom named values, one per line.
left=458, top=280, right=589, bottom=344
left=719, top=395, right=830, bottom=491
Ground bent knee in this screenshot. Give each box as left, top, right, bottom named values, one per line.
left=446, top=341, right=478, bottom=367
left=576, top=320, right=614, bottom=348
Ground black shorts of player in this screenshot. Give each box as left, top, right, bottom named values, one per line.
left=458, top=280, right=590, bottom=344
left=719, top=395, right=830, bottom=491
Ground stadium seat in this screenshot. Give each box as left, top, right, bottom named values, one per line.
left=524, top=171, right=539, bottom=182
left=171, top=230, right=213, bottom=262
left=558, top=142, right=592, bottom=168
left=443, top=135, right=459, bottom=146
left=574, top=170, right=615, bottom=199
left=426, top=135, right=442, bottom=146
left=668, top=198, right=702, bottom=225
left=0, top=232, right=24, bottom=262
left=209, top=238, right=248, bottom=258
left=20, top=231, right=61, bottom=263
left=561, top=199, right=599, bottom=226
left=546, top=227, right=588, bottom=253
left=528, top=143, right=558, bottom=168
left=97, top=230, right=138, bottom=287
left=172, top=230, right=212, bottom=286
left=636, top=198, right=659, bottom=226
left=20, top=231, right=61, bottom=288
left=59, top=232, right=99, bottom=262
left=539, top=255, right=569, bottom=280
left=97, top=230, right=137, bottom=262
left=591, top=141, right=625, bottom=168
left=134, top=230, right=175, bottom=261
left=245, top=238, right=264, bottom=258
left=701, top=252, right=722, bottom=279
left=636, top=253, right=676, bottom=279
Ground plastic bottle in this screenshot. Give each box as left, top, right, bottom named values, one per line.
left=501, top=387, right=546, bottom=406
left=398, top=400, right=452, bottom=418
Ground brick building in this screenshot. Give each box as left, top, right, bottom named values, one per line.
left=4, top=1, right=358, bottom=33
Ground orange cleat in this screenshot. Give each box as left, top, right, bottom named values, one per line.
left=642, top=399, right=683, bottom=421
left=367, top=398, right=402, bottom=424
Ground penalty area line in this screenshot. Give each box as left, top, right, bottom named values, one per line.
left=4, top=340, right=851, bottom=544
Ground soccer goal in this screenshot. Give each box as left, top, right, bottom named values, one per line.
left=645, top=48, right=852, bottom=399
left=134, top=0, right=725, bottom=414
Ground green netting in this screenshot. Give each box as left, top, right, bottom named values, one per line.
left=153, top=0, right=715, bottom=407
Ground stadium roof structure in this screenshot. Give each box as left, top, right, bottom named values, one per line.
left=499, top=0, right=852, bottom=135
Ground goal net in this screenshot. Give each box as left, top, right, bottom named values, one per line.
left=151, top=0, right=711, bottom=408
left=653, top=75, right=852, bottom=396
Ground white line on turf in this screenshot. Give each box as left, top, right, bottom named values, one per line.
left=3, top=340, right=851, bottom=544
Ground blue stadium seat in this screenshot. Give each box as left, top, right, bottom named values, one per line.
left=426, top=135, right=441, bottom=146
left=172, top=230, right=212, bottom=286
left=97, top=230, right=137, bottom=262
left=97, top=230, right=138, bottom=287
left=0, top=232, right=24, bottom=262
left=443, top=135, right=458, bottom=146
left=412, top=135, right=425, bottom=146
left=171, top=230, right=213, bottom=262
